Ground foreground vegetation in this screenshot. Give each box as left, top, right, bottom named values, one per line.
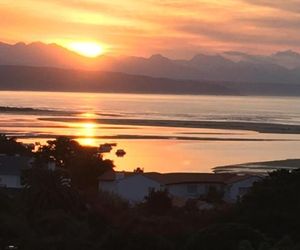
left=0, top=135, right=300, bottom=250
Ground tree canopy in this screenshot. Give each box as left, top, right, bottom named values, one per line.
left=34, top=137, right=115, bottom=190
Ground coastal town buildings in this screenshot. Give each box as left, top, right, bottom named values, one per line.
left=0, top=155, right=33, bottom=189
left=98, top=170, right=261, bottom=204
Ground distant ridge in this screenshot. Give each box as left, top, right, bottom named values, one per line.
left=0, top=41, right=105, bottom=70
left=0, top=65, right=238, bottom=95
left=1, top=42, right=300, bottom=86
left=0, top=42, right=300, bottom=95
left=1, top=65, right=300, bottom=96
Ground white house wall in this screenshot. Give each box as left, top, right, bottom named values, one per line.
left=224, top=177, right=261, bottom=202
left=0, top=175, right=22, bottom=188
left=99, top=181, right=117, bottom=193
left=99, top=174, right=161, bottom=203
left=166, top=183, right=223, bottom=199
left=117, top=175, right=161, bottom=202
left=98, top=174, right=262, bottom=204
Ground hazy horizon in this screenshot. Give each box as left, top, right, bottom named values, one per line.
left=2, top=40, right=300, bottom=61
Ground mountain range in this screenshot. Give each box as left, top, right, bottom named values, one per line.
left=0, top=41, right=300, bottom=95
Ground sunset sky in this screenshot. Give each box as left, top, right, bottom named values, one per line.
left=1, top=0, right=299, bottom=58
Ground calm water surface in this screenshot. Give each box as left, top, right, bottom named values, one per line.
left=1, top=91, right=300, bottom=172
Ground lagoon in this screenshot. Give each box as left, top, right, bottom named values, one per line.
left=1, top=91, right=300, bottom=172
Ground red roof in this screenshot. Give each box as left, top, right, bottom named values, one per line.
left=99, top=170, right=258, bottom=185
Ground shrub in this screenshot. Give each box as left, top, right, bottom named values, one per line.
left=143, top=189, right=172, bottom=215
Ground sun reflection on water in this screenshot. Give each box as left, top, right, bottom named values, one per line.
left=80, top=112, right=97, bottom=118
left=76, top=122, right=97, bottom=146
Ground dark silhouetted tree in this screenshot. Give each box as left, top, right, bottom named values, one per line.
left=239, top=169, right=300, bottom=240
left=203, top=185, right=224, bottom=204
left=22, top=167, right=83, bottom=215
left=35, top=137, right=115, bottom=191
left=144, top=189, right=172, bottom=215
left=133, top=167, right=144, bottom=173
left=184, top=223, right=266, bottom=250
left=0, top=134, right=32, bottom=156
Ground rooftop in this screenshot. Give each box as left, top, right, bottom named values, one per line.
left=99, top=170, right=257, bottom=185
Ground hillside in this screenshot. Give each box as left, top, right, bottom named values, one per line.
left=1, top=65, right=300, bottom=96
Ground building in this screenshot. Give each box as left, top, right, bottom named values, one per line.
left=98, top=170, right=261, bottom=204
left=0, top=155, right=33, bottom=189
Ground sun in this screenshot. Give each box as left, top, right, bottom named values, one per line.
left=68, top=42, right=104, bottom=57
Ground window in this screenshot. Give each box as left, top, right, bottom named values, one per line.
left=239, top=187, right=250, bottom=197
left=187, top=184, right=197, bottom=194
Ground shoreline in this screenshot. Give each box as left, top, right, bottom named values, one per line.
left=14, top=134, right=300, bottom=142
left=213, top=159, right=300, bottom=174
left=1, top=89, right=300, bottom=98
left=39, top=117, right=300, bottom=134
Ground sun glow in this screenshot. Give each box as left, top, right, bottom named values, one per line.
left=68, top=42, right=104, bottom=57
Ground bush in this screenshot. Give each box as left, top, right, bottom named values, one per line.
left=184, top=223, right=266, bottom=250
left=143, top=189, right=172, bottom=215
left=238, top=169, right=300, bottom=240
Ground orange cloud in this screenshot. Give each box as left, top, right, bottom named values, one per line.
left=0, top=0, right=299, bottom=57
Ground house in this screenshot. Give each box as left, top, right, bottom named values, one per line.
left=0, top=155, right=33, bottom=189
left=98, top=170, right=261, bottom=203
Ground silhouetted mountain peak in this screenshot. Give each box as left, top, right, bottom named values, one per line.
left=0, top=41, right=100, bottom=70
left=224, top=51, right=249, bottom=56
left=149, top=54, right=170, bottom=61
left=29, top=42, right=57, bottom=51
left=14, top=42, right=26, bottom=48
left=0, top=41, right=299, bottom=84
left=0, top=42, right=10, bottom=47
left=189, top=54, right=234, bottom=69
left=274, top=50, right=300, bottom=58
